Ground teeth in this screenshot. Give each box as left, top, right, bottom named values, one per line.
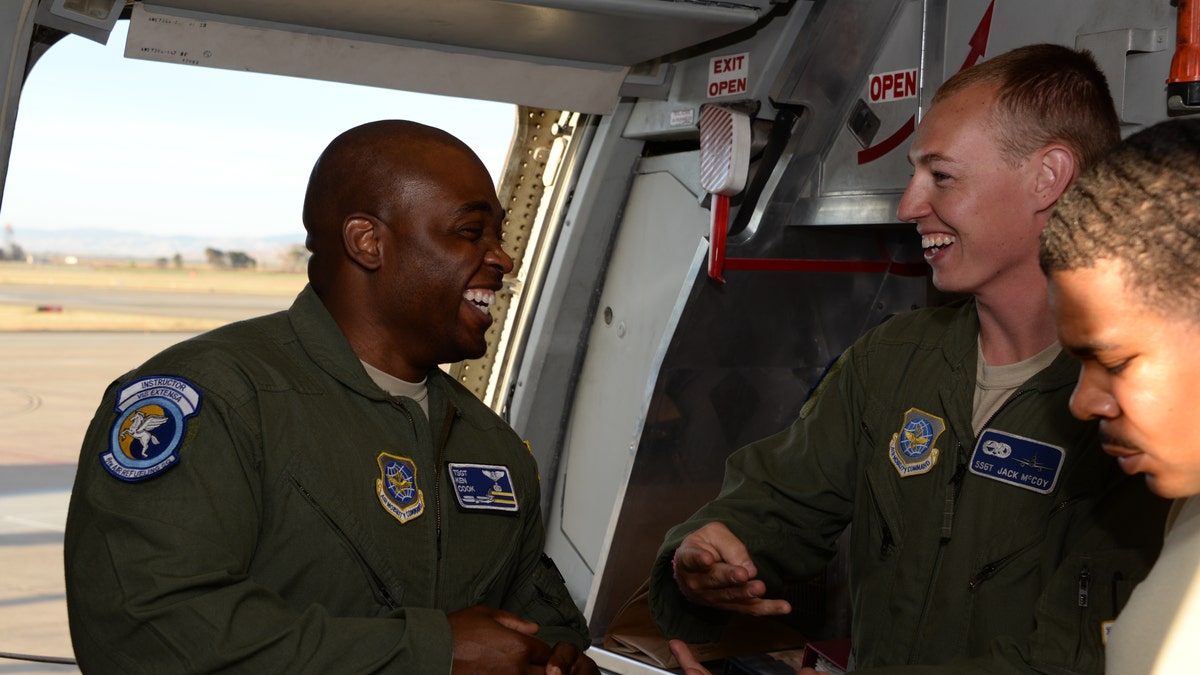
left=921, top=234, right=956, bottom=249
left=463, top=289, right=495, bottom=315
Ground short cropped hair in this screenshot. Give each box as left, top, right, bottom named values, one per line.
left=936, top=43, right=1119, bottom=170
left=1041, top=118, right=1200, bottom=322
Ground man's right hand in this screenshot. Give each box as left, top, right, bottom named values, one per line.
left=447, top=605, right=552, bottom=674
left=672, top=522, right=792, bottom=616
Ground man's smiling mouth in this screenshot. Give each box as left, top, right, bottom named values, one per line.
left=463, top=288, right=495, bottom=315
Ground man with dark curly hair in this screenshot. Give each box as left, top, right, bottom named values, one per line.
left=1042, top=117, right=1200, bottom=674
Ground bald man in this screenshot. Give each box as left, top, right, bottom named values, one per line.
left=65, top=120, right=597, bottom=674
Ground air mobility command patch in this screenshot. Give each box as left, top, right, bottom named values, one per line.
left=376, top=453, right=425, bottom=524
left=889, top=407, right=946, bottom=477
left=968, top=429, right=1064, bottom=494
left=102, top=376, right=201, bottom=482
left=448, top=463, right=519, bottom=513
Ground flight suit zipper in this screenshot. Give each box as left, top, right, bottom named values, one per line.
left=941, top=446, right=967, bottom=542
left=908, top=387, right=1034, bottom=662
left=291, top=477, right=398, bottom=610
left=941, top=385, right=1036, bottom=541
left=966, top=541, right=1037, bottom=590
left=864, top=465, right=896, bottom=558
left=432, top=402, right=457, bottom=605
left=1077, top=566, right=1090, bottom=607
left=387, top=397, right=447, bottom=602
left=966, top=499, right=1073, bottom=591
left=905, top=443, right=966, bottom=663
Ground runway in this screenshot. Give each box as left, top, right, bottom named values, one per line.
left=0, top=283, right=292, bottom=320
left=0, top=285, right=293, bottom=673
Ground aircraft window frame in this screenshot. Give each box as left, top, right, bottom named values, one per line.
left=0, top=21, right=524, bottom=670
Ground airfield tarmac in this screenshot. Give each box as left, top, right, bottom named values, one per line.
left=0, top=265, right=301, bottom=673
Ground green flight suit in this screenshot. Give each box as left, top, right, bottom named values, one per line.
left=650, top=299, right=1167, bottom=674
left=65, top=285, right=588, bottom=674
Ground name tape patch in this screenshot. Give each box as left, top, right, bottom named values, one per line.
left=969, top=429, right=1064, bottom=494
left=448, top=463, right=518, bottom=513
left=102, top=376, right=201, bottom=482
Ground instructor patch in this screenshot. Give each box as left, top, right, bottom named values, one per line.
left=889, top=408, right=946, bottom=477
left=969, top=429, right=1064, bottom=494
left=376, top=453, right=425, bottom=524
left=102, top=376, right=201, bottom=482
left=448, top=463, right=519, bottom=513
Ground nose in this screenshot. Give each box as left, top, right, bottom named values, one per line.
left=1068, top=364, right=1119, bottom=421
left=896, top=174, right=929, bottom=223
left=486, top=238, right=515, bottom=275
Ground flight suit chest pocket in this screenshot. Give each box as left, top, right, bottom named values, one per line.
left=862, top=465, right=903, bottom=561
left=264, top=475, right=408, bottom=615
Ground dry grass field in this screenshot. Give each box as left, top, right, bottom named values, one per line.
left=0, top=261, right=305, bottom=294
left=0, top=262, right=307, bottom=331
left=0, top=303, right=230, bottom=332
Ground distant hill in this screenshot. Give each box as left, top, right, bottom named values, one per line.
left=9, top=227, right=305, bottom=267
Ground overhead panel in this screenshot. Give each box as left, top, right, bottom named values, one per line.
left=126, top=4, right=622, bottom=114
left=129, top=0, right=768, bottom=113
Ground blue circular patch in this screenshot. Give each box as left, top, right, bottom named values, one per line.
left=101, top=376, right=202, bottom=482
left=109, top=397, right=186, bottom=468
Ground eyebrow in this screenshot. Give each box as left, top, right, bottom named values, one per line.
left=453, top=199, right=504, bottom=237
left=909, top=151, right=951, bottom=167
left=1061, top=339, right=1121, bottom=359
left=453, top=200, right=496, bottom=219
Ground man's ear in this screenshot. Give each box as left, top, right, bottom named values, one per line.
left=1034, top=146, right=1078, bottom=211
left=343, top=215, right=383, bottom=271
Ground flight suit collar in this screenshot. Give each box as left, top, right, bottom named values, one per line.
left=286, top=285, right=473, bottom=426
left=937, top=299, right=1079, bottom=447
left=950, top=298, right=1080, bottom=394
left=286, top=284, right=396, bottom=402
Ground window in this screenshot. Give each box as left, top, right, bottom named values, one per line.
left=0, top=21, right=515, bottom=668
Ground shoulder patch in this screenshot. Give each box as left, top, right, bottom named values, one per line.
left=448, top=463, right=519, bottom=513
left=101, top=376, right=201, bottom=482
left=968, top=429, right=1064, bottom=494
left=888, top=407, right=946, bottom=477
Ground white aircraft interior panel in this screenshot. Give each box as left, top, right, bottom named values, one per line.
left=140, top=0, right=768, bottom=66
left=128, top=3, right=628, bottom=114
left=559, top=169, right=708, bottom=569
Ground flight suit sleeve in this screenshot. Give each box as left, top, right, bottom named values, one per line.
left=648, top=351, right=864, bottom=642
left=497, top=447, right=591, bottom=650
left=64, top=373, right=455, bottom=675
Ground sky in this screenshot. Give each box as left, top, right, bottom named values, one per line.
left=0, top=21, right=517, bottom=241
